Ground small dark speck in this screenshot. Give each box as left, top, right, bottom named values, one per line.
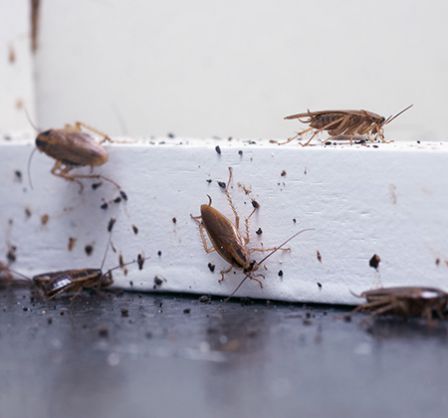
left=167, top=132, right=175, bottom=138
left=218, top=181, right=226, bottom=189
left=137, top=254, right=145, bottom=270
left=206, top=179, right=212, bottom=184
left=303, top=319, right=312, bottom=326
left=316, top=250, right=322, bottom=263
left=199, top=295, right=211, bottom=303
left=317, top=282, right=322, bottom=290
left=14, top=170, right=22, bottom=182
left=417, top=140, right=421, bottom=144
left=98, top=326, right=109, bottom=338
left=255, top=227, right=263, bottom=235
left=7, top=246, right=17, bottom=263
left=132, top=225, right=139, bottom=235
left=292, top=218, right=296, bottom=224
left=278, top=270, right=283, bottom=278
left=85, top=245, right=94, bottom=256
left=373, top=145, right=379, bottom=148
left=238, top=150, right=243, bottom=156
left=251, top=199, right=260, bottom=209
left=281, top=170, right=287, bottom=177
left=100, top=202, right=108, bottom=210
left=157, top=250, right=162, bottom=257
left=215, top=145, right=221, bottom=155
left=25, top=207, right=32, bottom=218
left=113, top=197, right=122, bottom=204
left=67, top=237, right=76, bottom=251
left=107, top=218, right=116, bottom=232
left=129, top=281, right=134, bottom=287
left=435, top=258, right=440, bottom=266
left=183, top=308, right=191, bottom=314
left=91, top=182, right=102, bottom=190
left=120, top=190, right=128, bottom=201
left=47, top=317, right=53, bottom=325
left=172, top=217, right=177, bottom=224
left=23, top=307, right=28, bottom=312
left=369, top=254, right=381, bottom=270
left=121, top=308, right=129, bottom=317
left=343, top=314, right=352, bottom=323
left=154, top=276, right=163, bottom=287
left=40, top=214, right=49, bottom=225
left=207, top=262, right=215, bottom=273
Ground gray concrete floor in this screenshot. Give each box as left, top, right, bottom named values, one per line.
left=0, top=288, right=447, bottom=418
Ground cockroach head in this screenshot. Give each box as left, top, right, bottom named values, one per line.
left=243, top=259, right=257, bottom=274
left=35, top=130, right=53, bottom=150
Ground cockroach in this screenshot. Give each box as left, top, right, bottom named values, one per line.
left=191, top=167, right=313, bottom=298
left=353, top=286, right=448, bottom=320
left=27, top=118, right=121, bottom=192
left=280, top=104, right=413, bottom=146
left=32, top=239, right=150, bottom=299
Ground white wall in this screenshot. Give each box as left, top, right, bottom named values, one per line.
left=33, top=0, right=448, bottom=141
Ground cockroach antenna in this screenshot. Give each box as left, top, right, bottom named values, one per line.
left=224, top=228, right=315, bottom=303
left=105, top=255, right=151, bottom=276
left=384, top=104, right=413, bottom=125
left=24, top=106, right=40, bottom=190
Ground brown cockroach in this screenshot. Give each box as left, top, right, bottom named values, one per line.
left=30, top=235, right=149, bottom=299
left=280, top=104, right=413, bottom=146
left=353, top=286, right=448, bottom=320
left=191, top=167, right=313, bottom=298
left=27, top=118, right=121, bottom=192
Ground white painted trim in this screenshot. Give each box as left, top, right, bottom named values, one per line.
left=2, top=136, right=447, bottom=304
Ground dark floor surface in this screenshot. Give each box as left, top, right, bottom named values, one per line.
left=0, top=288, right=447, bottom=418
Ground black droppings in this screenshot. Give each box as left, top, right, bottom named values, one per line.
left=281, top=170, right=287, bottom=177
left=207, top=262, right=215, bottom=273
left=14, top=170, right=22, bottom=182
left=167, top=132, right=175, bottom=138
left=172, top=217, right=177, bottom=224
left=316, top=250, right=322, bottom=263
left=157, top=250, right=162, bottom=257
left=132, top=225, right=139, bottom=235
left=215, top=145, right=221, bottom=155
left=137, top=254, right=145, bottom=270
left=255, top=228, right=263, bottom=235
left=47, top=317, right=53, bottom=325
left=183, top=308, right=191, bottom=314
left=278, top=270, right=283, bottom=278
left=107, top=218, right=116, bottom=232
left=435, top=258, right=440, bottom=266
left=251, top=199, right=260, bottom=209
left=25, top=207, right=32, bottom=218
left=120, top=190, right=128, bottom=201
left=98, top=326, right=109, bottom=338
left=317, top=282, right=322, bottom=289
left=369, top=254, right=381, bottom=270
left=91, top=182, right=102, bottom=190
left=121, top=308, right=129, bottom=317
left=84, top=245, right=94, bottom=256
left=206, top=179, right=212, bottom=184
left=113, top=197, right=122, bottom=204
left=154, top=276, right=163, bottom=287
left=6, top=246, right=17, bottom=263
left=292, top=218, right=297, bottom=224
left=217, top=181, right=226, bottom=189
left=238, top=150, right=243, bottom=156
left=100, top=202, right=108, bottom=210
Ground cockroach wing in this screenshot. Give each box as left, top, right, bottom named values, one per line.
left=200, top=205, right=250, bottom=268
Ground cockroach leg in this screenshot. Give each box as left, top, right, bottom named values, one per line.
left=219, top=265, right=233, bottom=283
left=51, top=160, right=84, bottom=192
left=223, top=167, right=240, bottom=230
left=190, top=214, right=216, bottom=254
